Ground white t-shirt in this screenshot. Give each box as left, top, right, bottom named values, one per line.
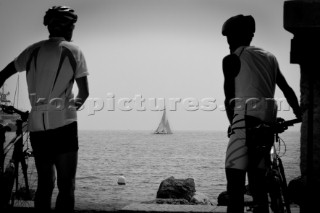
left=14, top=37, right=89, bottom=132
left=233, top=46, right=278, bottom=122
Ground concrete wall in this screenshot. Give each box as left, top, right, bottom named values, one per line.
left=284, top=0, right=320, bottom=212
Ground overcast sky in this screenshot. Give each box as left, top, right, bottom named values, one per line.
left=0, top=0, right=301, bottom=131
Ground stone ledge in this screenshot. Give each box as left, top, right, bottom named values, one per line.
left=120, top=203, right=300, bottom=213
left=3, top=205, right=300, bottom=213
left=120, top=203, right=226, bottom=213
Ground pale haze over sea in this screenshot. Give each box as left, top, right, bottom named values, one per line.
left=55, top=130, right=301, bottom=211
left=1, top=0, right=301, bottom=132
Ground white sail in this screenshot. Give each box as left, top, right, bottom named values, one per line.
left=154, top=109, right=172, bottom=134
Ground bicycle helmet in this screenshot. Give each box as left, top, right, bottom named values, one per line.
left=222, top=14, right=255, bottom=36
left=43, top=6, right=78, bottom=26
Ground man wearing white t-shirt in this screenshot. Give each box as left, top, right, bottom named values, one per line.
left=221, top=14, right=301, bottom=213
left=0, top=6, right=89, bottom=211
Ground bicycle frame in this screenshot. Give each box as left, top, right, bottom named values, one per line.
left=0, top=105, right=34, bottom=209
left=269, top=137, right=291, bottom=213
left=0, top=124, right=10, bottom=174
left=267, top=118, right=301, bottom=213
left=11, top=119, right=32, bottom=203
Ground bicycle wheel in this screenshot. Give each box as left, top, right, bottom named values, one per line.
left=277, top=158, right=291, bottom=213
left=9, top=133, right=37, bottom=208
left=267, top=159, right=291, bottom=213
left=0, top=161, right=15, bottom=209
left=267, top=167, right=285, bottom=213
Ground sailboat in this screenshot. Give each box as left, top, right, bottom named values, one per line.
left=154, top=108, right=172, bottom=134
left=0, top=86, right=19, bottom=127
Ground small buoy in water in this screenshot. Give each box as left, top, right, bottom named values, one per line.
left=117, top=176, right=126, bottom=185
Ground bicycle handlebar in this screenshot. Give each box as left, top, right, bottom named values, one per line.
left=274, top=117, right=302, bottom=134
left=0, top=104, right=29, bottom=122
left=280, top=118, right=302, bottom=127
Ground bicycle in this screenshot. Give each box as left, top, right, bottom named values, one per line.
left=216, top=117, right=301, bottom=212
left=0, top=104, right=37, bottom=210
left=264, top=118, right=301, bottom=213
left=245, top=117, right=301, bottom=213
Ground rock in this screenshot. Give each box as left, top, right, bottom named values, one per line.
left=156, top=176, right=196, bottom=202
left=190, top=192, right=214, bottom=205
left=288, top=176, right=304, bottom=205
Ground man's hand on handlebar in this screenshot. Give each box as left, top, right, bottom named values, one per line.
left=0, top=104, right=29, bottom=122
left=275, top=117, right=302, bottom=133
left=275, top=117, right=288, bottom=134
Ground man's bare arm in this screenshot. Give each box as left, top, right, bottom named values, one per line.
left=276, top=69, right=301, bottom=119
left=74, top=76, right=89, bottom=110
left=223, top=54, right=240, bottom=124
left=0, top=61, right=18, bottom=88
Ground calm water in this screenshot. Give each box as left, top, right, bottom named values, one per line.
left=48, top=130, right=300, bottom=210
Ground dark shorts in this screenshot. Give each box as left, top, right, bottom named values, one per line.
left=30, top=122, right=79, bottom=158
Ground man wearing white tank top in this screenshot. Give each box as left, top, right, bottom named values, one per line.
left=221, top=14, right=301, bottom=213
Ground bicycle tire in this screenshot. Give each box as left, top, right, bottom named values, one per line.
left=268, top=159, right=291, bottom=213
left=277, top=158, right=291, bottom=213
left=1, top=133, right=19, bottom=209
left=0, top=161, right=15, bottom=209
left=9, top=133, right=37, bottom=208
left=267, top=166, right=285, bottom=213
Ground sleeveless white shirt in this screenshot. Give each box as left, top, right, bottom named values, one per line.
left=233, top=46, right=278, bottom=123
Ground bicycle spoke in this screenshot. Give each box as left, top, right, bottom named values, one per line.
left=10, top=135, right=37, bottom=208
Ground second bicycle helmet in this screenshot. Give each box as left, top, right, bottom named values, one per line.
left=43, top=6, right=78, bottom=26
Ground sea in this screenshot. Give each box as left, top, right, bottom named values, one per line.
left=49, top=130, right=300, bottom=211
left=4, top=130, right=300, bottom=210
